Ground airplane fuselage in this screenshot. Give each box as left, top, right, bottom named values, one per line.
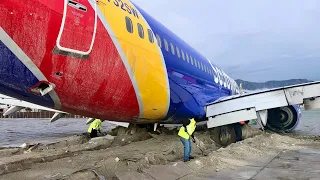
left=0, top=0, right=239, bottom=124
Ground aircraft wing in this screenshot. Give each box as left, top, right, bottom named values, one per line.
left=0, top=94, right=64, bottom=113
left=0, top=94, right=130, bottom=127
left=205, top=81, right=320, bottom=129
left=0, top=94, right=68, bottom=122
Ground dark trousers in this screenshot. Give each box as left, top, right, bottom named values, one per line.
left=90, top=129, right=98, bottom=138
left=232, top=123, right=242, bottom=142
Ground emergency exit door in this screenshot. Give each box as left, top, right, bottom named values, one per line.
left=56, top=0, right=97, bottom=56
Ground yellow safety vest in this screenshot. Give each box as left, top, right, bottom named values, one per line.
left=178, top=119, right=196, bottom=139
left=88, top=119, right=102, bottom=133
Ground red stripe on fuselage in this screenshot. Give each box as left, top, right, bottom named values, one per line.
left=0, top=0, right=139, bottom=122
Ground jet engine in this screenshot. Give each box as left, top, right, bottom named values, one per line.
left=266, top=105, right=301, bottom=132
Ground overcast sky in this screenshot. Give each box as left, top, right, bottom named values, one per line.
left=132, top=0, right=320, bottom=82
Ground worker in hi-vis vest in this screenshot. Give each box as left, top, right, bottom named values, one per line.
left=178, top=118, right=197, bottom=162
left=88, top=119, right=104, bottom=138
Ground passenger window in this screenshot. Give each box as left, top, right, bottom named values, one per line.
left=156, top=34, right=162, bottom=48
left=176, top=47, right=180, bottom=58
left=186, top=53, right=190, bottom=63
left=137, top=23, right=144, bottom=39
left=181, top=50, right=185, bottom=60
left=164, top=39, right=169, bottom=51
left=190, top=56, right=194, bottom=65
left=170, top=43, right=175, bottom=55
left=148, top=29, right=154, bottom=43
left=125, top=17, right=133, bottom=33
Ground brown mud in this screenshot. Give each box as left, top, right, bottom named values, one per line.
left=0, top=124, right=318, bottom=180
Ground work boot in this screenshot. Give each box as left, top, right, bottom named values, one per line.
left=183, top=159, right=190, bottom=162
left=189, top=156, right=194, bottom=159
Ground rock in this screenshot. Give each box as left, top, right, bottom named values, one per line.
left=115, top=157, right=120, bottom=162
left=216, top=169, right=219, bottom=172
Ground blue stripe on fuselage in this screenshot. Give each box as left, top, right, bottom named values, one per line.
left=0, top=41, right=54, bottom=108
left=133, top=3, right=236, bottom=122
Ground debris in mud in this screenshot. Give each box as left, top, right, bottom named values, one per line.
left=1, top=123, right=319, bottom=180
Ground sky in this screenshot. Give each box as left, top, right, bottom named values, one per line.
left=132, top=0, right=320, bottom=82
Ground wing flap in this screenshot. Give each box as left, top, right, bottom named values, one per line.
left=206, top=81, right=320, bottom=128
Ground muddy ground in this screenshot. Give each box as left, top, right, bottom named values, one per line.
left=0, top=124, right=319, bottom=180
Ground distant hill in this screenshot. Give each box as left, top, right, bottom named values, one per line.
left=235, top=79, right=313, bottom=91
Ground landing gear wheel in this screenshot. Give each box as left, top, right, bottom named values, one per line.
left=219, top=126, right=232, bottom=146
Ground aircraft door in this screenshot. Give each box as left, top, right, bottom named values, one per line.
left=56, top=0, right=97, bottom=56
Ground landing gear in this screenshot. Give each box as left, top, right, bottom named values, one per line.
left=208, top=125, right=235, bottom=147
left=219, top=126, right=232, bottom=146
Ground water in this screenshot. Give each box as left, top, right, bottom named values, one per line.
left=294, top=109, right=320, bottom=135
left=0, top=110, right=319, bottom=147
left=0, top=118, right=114, bottom=147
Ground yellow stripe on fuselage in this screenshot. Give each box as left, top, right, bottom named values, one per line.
left=97, top=0, right=170, bottom=121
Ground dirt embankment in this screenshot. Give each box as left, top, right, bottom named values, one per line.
left=0, top=124, right=317, bottom=180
